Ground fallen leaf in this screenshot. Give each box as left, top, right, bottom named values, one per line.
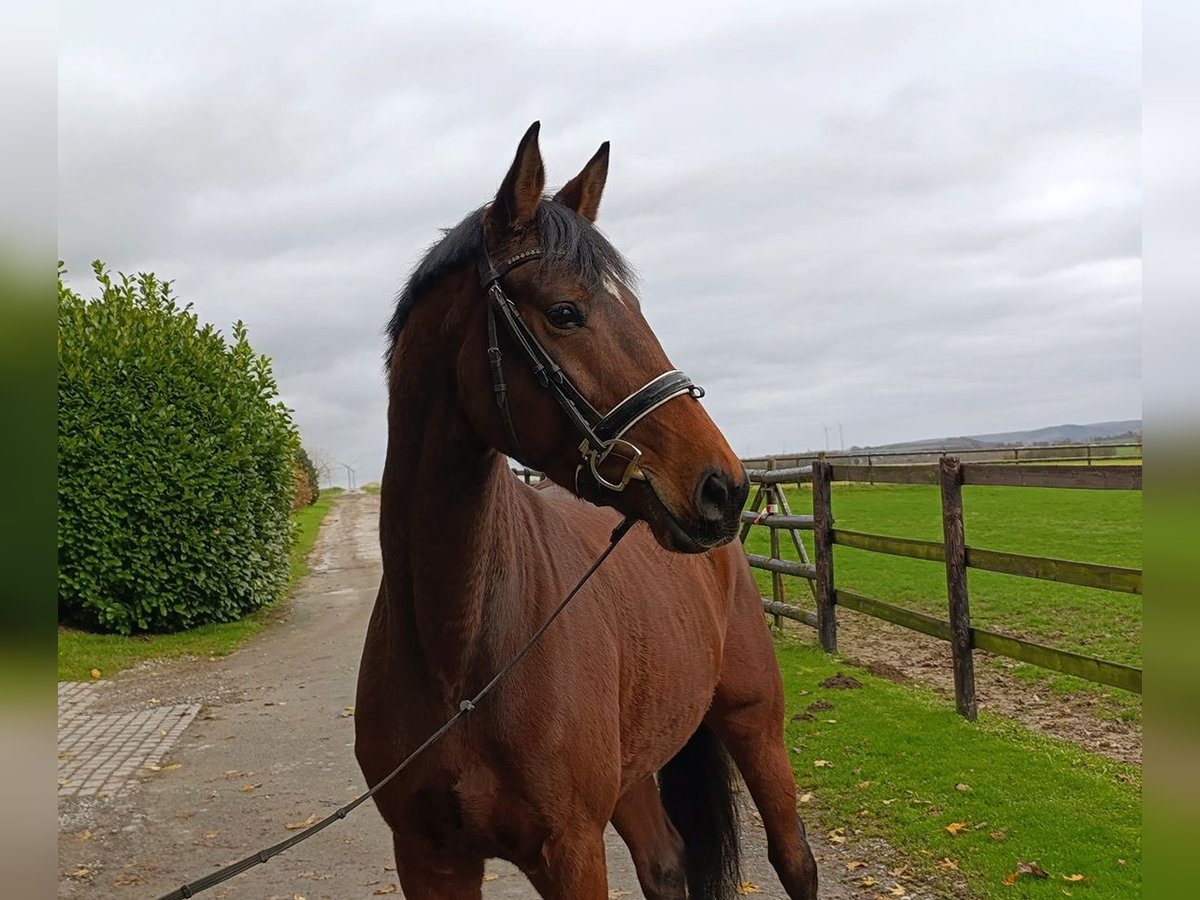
left=945, top=821, right=968, bottom=835
left=735, top=882, right=762, bottom=894
left=846, top=861, right=868, bottom=871
left=859, top=875, right=878, bottom=887
left=797, top=793, right=814, bottom=804
left=372, top=886, right=398, bottom=895
left=882, top=798, right=897, bottom=806
left=1017, top=860, right=1049, bottom=879
left=889, top=866, right=910, bottom=878
left=1002, top=871, right=1018, bottom=886
left=936, top=858, right=959, bottom=871
left=814, top=759, right=833, bottom=768
left=90, top=668, right=101, bottom=679
left=751, top=810, right=764, bottom=828
left=241, top=783, right=263, bottom=792
left=856, top=780, right=874, bottom=790
left=955, top=783, right=972, bottom=792
left=889, top=886, right=907, bottom=897
left=113, top=873, right=142, bottom=886
left=1062, top=874, right=1086, bottom=883
left=484, top=873, right=500, bottom=882
left=989, top=831, right=1006, bottom=841
left=285, top=814, right=319, bottom=830
left=607, top=891, right=629, bottom=898
left=70, top=867, right=92, bottom=880
left=77, top=830, right=92, bottom=841
left=826, top=827, right=846, bottom=845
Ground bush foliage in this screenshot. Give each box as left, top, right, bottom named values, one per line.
left=58, top=262, right=298, bottom=634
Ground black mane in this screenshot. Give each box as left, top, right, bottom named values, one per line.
left=384, top=200, right=634, bottom=363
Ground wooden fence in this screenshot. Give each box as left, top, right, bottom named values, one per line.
left=742, top=441, right=1142, bottom=474
left=741, top=456, right=1142, bottom=720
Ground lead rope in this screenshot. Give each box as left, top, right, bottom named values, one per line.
left=157, top=516, right=637, bottom=900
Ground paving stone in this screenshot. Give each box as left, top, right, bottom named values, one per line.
left=57, top=683, right=200, bottom=798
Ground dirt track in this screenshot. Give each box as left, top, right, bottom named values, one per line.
left=57, top=492, right=951, bottom=899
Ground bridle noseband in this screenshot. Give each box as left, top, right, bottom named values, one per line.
left=479, top=244, right=704, bottom=492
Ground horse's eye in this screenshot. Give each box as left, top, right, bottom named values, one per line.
left=546, top=303, right=584, bottom=329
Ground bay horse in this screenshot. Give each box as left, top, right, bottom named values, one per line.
left=356, top=122, right=818, bottom=899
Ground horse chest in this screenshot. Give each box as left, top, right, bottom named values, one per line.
left=394, top=759, right=550, bottom=868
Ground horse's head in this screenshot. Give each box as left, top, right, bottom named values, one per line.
left=455, top=122, right=747, bottom=553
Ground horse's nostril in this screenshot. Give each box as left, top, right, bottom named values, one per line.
left=698, top=470, right=732, bottom=522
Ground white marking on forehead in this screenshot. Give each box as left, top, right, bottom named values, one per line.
left=602, top=270, right=629, bottom=307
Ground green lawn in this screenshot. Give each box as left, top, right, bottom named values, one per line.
left=744, top=482, right=1142, bottom=707
left=58, top=491, right=340, bottom=681
left=777, top=636, right=1141, bottom=898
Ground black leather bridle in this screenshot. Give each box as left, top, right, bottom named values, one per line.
left=479, top=244, right=704, bottom=493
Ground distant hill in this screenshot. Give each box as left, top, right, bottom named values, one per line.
left=859, top=420, right=1142, bottom=453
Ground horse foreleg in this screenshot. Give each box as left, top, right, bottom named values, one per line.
left=710, top=635, right=819, bottom=898
left=392, top=832, right=485, bottom=900
left=611, top=776, right=687, bottom=900
left=524, top=828, right=610, bottom=900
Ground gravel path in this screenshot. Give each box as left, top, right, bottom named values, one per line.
left=57, top=492, right=947, bottom=899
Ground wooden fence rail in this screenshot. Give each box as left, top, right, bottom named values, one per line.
left=743, top=440, right=1142, bottom=472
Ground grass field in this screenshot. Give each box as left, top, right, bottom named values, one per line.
left=57, top=490, right=342, bottom=681
left=776, top=636, right=1141, bottom=898
left=744, top=481, right=1142, bottom=707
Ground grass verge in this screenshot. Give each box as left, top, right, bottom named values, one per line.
left=777, top=635, right=1141, bottom=898
left=58, top=491, right=340, bottom=681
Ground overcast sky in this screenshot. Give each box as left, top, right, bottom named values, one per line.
left=58, top=1, right=1141, bottom=484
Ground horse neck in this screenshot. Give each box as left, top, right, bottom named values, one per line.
left=379, top=298, right=522, bottom=700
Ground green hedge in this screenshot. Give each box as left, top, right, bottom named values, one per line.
left=58, top=262, right=298, bottom=634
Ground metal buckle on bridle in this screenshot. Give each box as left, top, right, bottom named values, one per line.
left=578, top=438, right=646, bottom=493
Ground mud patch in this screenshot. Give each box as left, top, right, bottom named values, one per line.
left=829, top=608, right=1141, bottom=766
left=819, top=673, right=863, bottom=690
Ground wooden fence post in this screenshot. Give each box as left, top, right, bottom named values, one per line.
left=812, top=455, right=837, bottom=653
left=939, top=456, right=977, bottom=721
left=767, top=462, right=784, bottom=630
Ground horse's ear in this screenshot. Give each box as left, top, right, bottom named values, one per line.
left=487, top=121, right=545, bottom=236
left=553, top=141, right=610, bottom=223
